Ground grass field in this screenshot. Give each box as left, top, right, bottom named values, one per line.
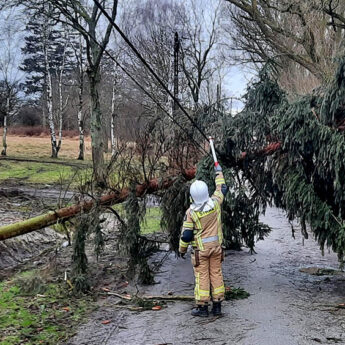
left=0, top=160, right=79, bottom=185
left=0, top=135, right=95, bottom=186
left=3, top=135, right=93, bottom=161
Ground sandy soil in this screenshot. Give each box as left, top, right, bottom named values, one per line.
left=65, top=207, right=345, bottom=345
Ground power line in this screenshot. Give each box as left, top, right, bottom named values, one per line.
left=93, top=0, right=210, bottom=144
left=100, top=48, right=209, bottom=157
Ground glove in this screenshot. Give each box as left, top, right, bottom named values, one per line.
left=180, top=252, right=186, bottom=259
left=214, top=163, right=222, bottom=172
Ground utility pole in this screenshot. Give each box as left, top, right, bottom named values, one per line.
left=173, top=32, right=180, bottom=117
left=216, top=84, right=221, bottom=112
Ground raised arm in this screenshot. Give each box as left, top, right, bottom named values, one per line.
left=212, top=165, right=228, bottom=205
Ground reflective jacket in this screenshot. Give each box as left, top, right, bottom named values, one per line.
left=179, top=172, right=227, bottom=253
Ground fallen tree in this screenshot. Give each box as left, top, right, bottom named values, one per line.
left=0, top=168, right=197, bottom=241
left=0, top=141, right=285, bottom=243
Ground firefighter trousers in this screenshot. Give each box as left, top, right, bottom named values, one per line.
left=191, top=245, right=225, bottom=305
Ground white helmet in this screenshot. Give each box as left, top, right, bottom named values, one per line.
left=190, top=180, right=209, bottom=205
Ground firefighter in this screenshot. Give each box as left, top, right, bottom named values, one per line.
left=179, top=163, right=228, bottom=317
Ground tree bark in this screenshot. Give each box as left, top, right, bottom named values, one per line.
left=88, top=69, right=105, bottom=182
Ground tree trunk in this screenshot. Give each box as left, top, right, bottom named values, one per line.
left=77, top=86, right=85, bottom=160
left=111, top=113, right=116, bottom=156
left=0, top=168, right=197, bottom=241
left=57, top=73, right=63, bottom=155
left=1, top=98, right=8, bottom=156
left=111, top=76, right=117, bottom=156
left=44, top=44, right=58, bottom=159
left=42, top=94, right=47, bottom=128
left=88, top=69, right=105, bottom=184
left=77, top=36, right=85, bottom=161
left=57, top=29, right=68, bottom=155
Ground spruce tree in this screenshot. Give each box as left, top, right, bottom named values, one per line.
left=21, top=6, right=74, bottom=157
left=21, top=11, right=66, bottom=99
left=163, top=58, right=345, bottom=264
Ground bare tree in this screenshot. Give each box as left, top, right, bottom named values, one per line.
left=179, top=0, right=223, bottom=108
left=54, top=25, right=72, bottom=156
left=119, top=0, right=179, bottom=114
left=223, top=0, right=345, bottom=92
left=0, top=7, right=21, bottom=156
left=0, top=81, right=19, bottom=156
left=69, top=31, right=87, bottom=160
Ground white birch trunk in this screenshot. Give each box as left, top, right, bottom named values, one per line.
left=57, top=29, right=69, bottom=155
left=110, top=77, right=117, bottom=156
left=56, top=75, right=63, bottom=152
left=77, top=79, right=84, bottom=160
left=57, top=75, right=63, bottom=153
left=44, top=43, right=58, bottom=158
left=77, top=36, right=85, bottom=160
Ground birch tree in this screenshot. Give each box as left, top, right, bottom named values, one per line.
left=55, top=25, right=73, bottom=156
left=70, top=33, right=87, bottom=160
left=44, top=0, right=118, bottom=184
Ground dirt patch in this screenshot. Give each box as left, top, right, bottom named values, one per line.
left=66, top=207, right=345, bottom=345
left=0, top=229, right=64, bottom=280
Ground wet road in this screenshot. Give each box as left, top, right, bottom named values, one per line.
left=67, top=207, right=345, bottom=345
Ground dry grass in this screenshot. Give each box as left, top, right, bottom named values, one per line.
left=4, top=135, right=93, bottom=161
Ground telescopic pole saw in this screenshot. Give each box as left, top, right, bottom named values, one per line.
left=209, top=136, right=219, bottom=167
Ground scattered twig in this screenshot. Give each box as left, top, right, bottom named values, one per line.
left=112, top=305, right=144, bottom=311
left=104, top=291, right=194, bottom=301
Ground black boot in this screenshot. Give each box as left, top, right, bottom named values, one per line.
left=191, top=305, right=209, bottom=317
left=212, top=301, right=222, bottom=316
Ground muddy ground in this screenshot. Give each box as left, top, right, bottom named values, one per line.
left=0, top=187, right=72, bottom=277
left=65, top=207, right=345, bottom=345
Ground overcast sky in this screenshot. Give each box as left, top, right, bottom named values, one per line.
left=0, top=1, right=251, bottom=109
